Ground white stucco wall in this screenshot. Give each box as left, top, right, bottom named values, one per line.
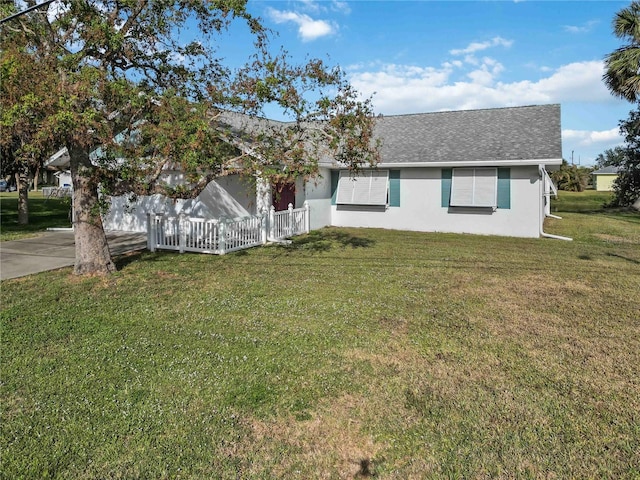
left=55, top=171, right=72, bottom=188
left=104, top=166, right=544, bottom=238
left=102, top=175, right=256, bottom=232
left=301, top=169, right=333, bottom=231
left=328, top=166, right=542, bottom=238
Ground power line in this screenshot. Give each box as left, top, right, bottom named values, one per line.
left=0, top=0, right=58, bottom=25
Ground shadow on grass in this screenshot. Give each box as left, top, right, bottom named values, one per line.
left=611, top=211, right=640, bottom=225
left=113, top=251, right=148, bottom=270
left=287, top=228, right=376, bottom=253
left=607, top=252, right=640, bottom=264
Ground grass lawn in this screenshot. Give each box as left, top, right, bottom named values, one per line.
left=550, top=189, right=615, bottom=213
left=0, top=192, right=71, bottom=241
left=1, top=192, right=639, bottom=478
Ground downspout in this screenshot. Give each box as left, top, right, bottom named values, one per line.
left=540, top=226, right=572, bottom=241
left=539, top=165, right=572, bottom=241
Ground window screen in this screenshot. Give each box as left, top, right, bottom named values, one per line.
left=336, top=170, right=389, bottom=206
left=450, top=168, right=497, bottom=207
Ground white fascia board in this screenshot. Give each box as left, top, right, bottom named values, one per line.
left=376, top=158, right=564, bottom=168
left=44, top=148, right=70, bottom=168
left=320, top=158, right=563, bottom=169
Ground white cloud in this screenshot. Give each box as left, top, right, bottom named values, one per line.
left=291, top=0, right=351, bottom=15
left=346, top=52, right=626, bottom=164
left=563, top=128, right=622, bottom=147
left=267, top=8, right=336, bottom=41
left=563, top=127, right=624, bottom=163
left=443, top=60, right=463, bottom=69
left=449, top=36, right=513, bottom=56
left=331, top=1, right=351, bottom=14
left=349, top=59, right=614, bottom=114
left=563, top=20, right=599, bottom=34
left=299, top=0, right=321, bottom=13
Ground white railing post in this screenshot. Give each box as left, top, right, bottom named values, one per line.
left=303, top=201, right=310, bottom=233
left=261, top=213, right=268, bottom=244
left=219, top=218, right=227, bottom=255
left=147, top=213, right=156, bottom=252
left=178, top=213, right=186, bottom=253
left=269, top=206, right=275, bottom=240
left=288, top=203, right=293, bottom=237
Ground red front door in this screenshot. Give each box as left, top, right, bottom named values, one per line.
left=272, top=182, right=296, bottom=211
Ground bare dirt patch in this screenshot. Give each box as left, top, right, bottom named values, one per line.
left=593, top=233, right=639, bottom=244
left=245, top=394, right=385, bottom=478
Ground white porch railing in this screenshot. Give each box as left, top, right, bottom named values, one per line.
left=43, top=187, right=72, bottom=198
left=269, top=202, right=310, bottom=241
left=147, top=201, right=310, bottom=255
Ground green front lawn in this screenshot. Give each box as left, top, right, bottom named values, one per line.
left=550, top=189, right=615, bottom=213
left=1, top=193, right=639, bottom=478
left=0, top=192, right=71, bottom=241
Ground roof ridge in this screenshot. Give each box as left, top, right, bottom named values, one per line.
left=376, top=104, right=560, bottom=119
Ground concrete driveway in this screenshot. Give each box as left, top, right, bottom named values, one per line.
left=0, top=230, right=147, bottom=280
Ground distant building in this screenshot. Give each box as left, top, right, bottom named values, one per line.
left=591, top=166, right=621, bottom=192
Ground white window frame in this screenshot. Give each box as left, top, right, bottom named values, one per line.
left=336, top=170, right=389, bottom=206
left=450, top=167, right=498, bottom=208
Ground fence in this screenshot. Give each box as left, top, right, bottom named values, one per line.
left=148, top=201, right=310, bottom=255
left=42, top=187, right=72, bottom=198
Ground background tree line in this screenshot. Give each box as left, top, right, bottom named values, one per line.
left=603, top=0, right=640, bottom=207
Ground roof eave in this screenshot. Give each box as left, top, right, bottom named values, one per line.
left=321, top=158, right=564, bottom=169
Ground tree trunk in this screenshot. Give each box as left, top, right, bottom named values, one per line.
left=69, top=145, right=116, bottom=275
left=15, top=169, right=29, bottom=225
left=33, top=164, right=40, bottom=191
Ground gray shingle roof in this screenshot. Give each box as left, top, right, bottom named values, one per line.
left=374, top=104, right=562, bottom=164
left=591, top=165, right=621, bottom=175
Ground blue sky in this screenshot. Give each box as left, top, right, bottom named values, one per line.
left=230, top=0, right=632, bottom=166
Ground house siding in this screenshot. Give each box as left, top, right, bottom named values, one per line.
left=104, top=166, right=544, bottom=238
left=303, top=168, right=333, bottom=230
left=594, top=174, right=618, bottom=192
left=329, top=165, right=541, bottom=238
left=102, top=174, right=255, bottom=232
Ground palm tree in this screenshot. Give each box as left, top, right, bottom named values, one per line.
left=604, top=1, right=640, bottom=103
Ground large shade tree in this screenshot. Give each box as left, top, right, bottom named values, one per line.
left=0, top=1, right=378, bottom=275
left=1, top=25, right=60, bottom=225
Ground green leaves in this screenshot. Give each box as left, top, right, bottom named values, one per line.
left=604, top=1, right=640, bottom=102
left=549, top=160, right=590, bottom=192
left=1, top=0, right=379, bottom=275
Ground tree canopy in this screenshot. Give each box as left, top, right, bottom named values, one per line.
left=549, top=160, right=590, bottom=192
left=603, top=0, right=640, bottom=102
left=594, top=146, right=626, bottom=169
left=601, top=2, right=640, bottom=207
left=0, top=0, right=379, bottom=274
left=610, top=108, right=640, bottom=207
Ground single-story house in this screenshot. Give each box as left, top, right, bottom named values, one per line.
left=43, top=148, right=72, bottom=187
left=61, top=104, right=564, bottom=239
left=591, top=165, right=620, bottom=192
